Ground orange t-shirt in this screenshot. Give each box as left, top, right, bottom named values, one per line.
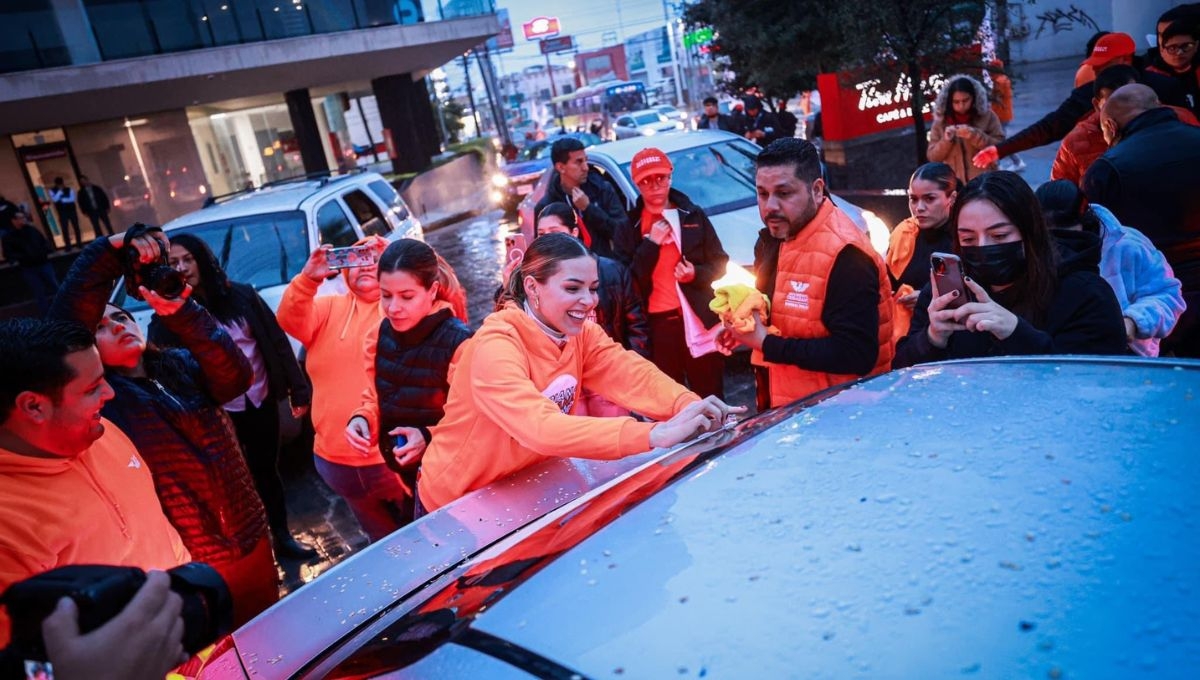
left=0, top=421, right=190, bottom=644
left=641, top=209, right=682, bottom=313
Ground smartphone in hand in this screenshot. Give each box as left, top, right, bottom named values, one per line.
left=931, top=252, right=969, bottom=309
left=505, top=233, right=527, bottom=265
left=326, top=244, right=377, bottom=270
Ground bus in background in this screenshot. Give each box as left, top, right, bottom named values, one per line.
left=552, top=80, right=649, bottom=139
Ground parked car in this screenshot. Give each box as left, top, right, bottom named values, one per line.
left=110, top=171, right=422, bottom=334
left=518, top=129, right=889, bottom=268
left=655, top=104, right=690, bottom=126
left=492, top=132, right=602, bottom=213
left=186, top=355, right=1200, bottom=678
left=613, top=109, right=683, bottom=140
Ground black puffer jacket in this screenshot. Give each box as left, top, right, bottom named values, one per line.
left=615, top=188, right=730, bottom=328
left=48, top=239, right=268, bottom=565
left=593, top=255, right=650, bottom=358
left=149, top=281, right=311, bottom=409
left=375, top=308, right=473, bottom=475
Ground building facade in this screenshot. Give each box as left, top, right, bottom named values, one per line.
left=0, top=0, right=498, bottom=249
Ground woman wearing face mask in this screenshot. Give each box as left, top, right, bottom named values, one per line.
left=150, top=234, right=315, bottom=560
left=927, top=75, right=1005, bottom=183
left=417, top=233, right=744, bottom=513
left=345, top=239, right=472, bottom=529
left=886, top=163, right=961, bottom=340
left=893, top=171, right=1127, bottom=368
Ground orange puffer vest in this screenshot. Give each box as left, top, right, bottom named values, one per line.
left=766, top=200, right=895, bottom=406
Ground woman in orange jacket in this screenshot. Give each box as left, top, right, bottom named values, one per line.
left=416, top=233, right=743, bottom=513
left=886, top=163, right=961, bottom=339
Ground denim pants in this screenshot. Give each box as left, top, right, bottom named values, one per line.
left=314, top=455, right=411, bottom=542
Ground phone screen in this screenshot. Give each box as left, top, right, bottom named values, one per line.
left=931, top=252, right=968, bottom=309
left=326, top=245, right=376, bottom=270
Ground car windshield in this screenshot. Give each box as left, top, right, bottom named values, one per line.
left=634, top=112, right=662, bottom=125
left=619, top=139, right=760, bottom=214
left=111, top=210, right=309, bottom=311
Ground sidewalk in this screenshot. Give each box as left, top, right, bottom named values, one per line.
left=1005, top=56, right=1081, bottom=188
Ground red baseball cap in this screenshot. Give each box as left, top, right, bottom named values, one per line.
left=1083, top=32, right=1136, bottom=67
left=631, top=147, right=673, bottom=185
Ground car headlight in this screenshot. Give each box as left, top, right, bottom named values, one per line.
left=861, top=210, right=891, bottom=256
left=674, top=121, right=684, bottom=130
left=491, top=174, right=509, bottom=189
left=642, top=128, right=657, bottom=136
left=491, top=189, right=505, bottom=204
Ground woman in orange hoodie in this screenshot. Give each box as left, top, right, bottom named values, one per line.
left=347, top=239, right=472, bottom=530
left=417, top=233, right=743, bottom=513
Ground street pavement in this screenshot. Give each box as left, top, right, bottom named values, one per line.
left=277, top=55, right=1089, bottom=596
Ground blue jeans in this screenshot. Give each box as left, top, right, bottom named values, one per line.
left=313, top=456, right=410, bottom=542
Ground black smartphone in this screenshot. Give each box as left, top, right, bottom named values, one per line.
left=931, top=252, right=968, bottom=309
left=326, top=244, right=376, bottom=269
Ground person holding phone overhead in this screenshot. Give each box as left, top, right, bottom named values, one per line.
left=893, top=171, right=1127, bottom=368
left=346, top=239, right=472, bottom=528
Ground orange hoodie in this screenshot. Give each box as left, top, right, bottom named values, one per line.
left=276, top=273, right=383, bottom=467
left=417, top=305, right=700, bottom=511
left=0, top=420, right=190, bottom=644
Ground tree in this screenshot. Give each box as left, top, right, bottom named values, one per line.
left=439, top=100, right=466, bottom=145
left=684, top=0, right=851, bottom=102
left=843, top=0, right=989, bottom=164
left=685, top=0, right=988, bottom=164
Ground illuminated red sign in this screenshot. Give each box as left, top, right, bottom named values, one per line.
left=817, top=70, right=945, bottom=142
left=522, top=16, right=560, bottom=41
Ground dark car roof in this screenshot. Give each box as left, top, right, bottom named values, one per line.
left=319, top=357, right=1200, bottom=678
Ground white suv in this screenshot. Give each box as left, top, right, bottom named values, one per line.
left=112, top=171, right=422, bottom=325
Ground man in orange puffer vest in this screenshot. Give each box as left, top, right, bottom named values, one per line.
left=718, top=139, right=894, bottom=408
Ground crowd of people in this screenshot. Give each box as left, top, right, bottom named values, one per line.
left=0, top=5, right=1198, bottom=674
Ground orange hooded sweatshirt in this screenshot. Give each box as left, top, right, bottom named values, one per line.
left=0, top=420, right=190, bottom=644
left=417, top=304, right=700, bottom=511
left=276, top=272, right=383, bottom=467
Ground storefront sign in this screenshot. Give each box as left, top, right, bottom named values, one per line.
left=817, top=70, right=945, bottom=141
left=540, top=36, right=574, bottom=54
left=523, top=16, right=560, bottom=41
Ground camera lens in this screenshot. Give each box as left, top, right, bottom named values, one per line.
left=146, top=266, right=187, bottom=299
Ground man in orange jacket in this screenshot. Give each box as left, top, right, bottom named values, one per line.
left=0, top=317, right=189, bottom=645
left=718, top=138, right=894, bottom=408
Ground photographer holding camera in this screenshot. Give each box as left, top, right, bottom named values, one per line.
left=46, top=228, right=278, bottom=627
left=0, top=317, right=189, bottom=645
left=1, top=570, right=189, bottom=680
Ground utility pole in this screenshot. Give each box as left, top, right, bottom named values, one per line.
left=544, top=46, right=564, bottom=133
left=662, top=0, right=683, bottom=107
left=461, top=51, right=482, bottom=138
left=477, top=45, right=512, bottom=147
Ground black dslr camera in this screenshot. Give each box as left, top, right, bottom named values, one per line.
left=1, top=563, right=232, bottom=662
left=122, top=223, right=186, bottom=300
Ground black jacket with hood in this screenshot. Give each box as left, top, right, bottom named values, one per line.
left=534, top=168, right=630, bottom=260
left=894, top=230, right=1127, bottom=367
